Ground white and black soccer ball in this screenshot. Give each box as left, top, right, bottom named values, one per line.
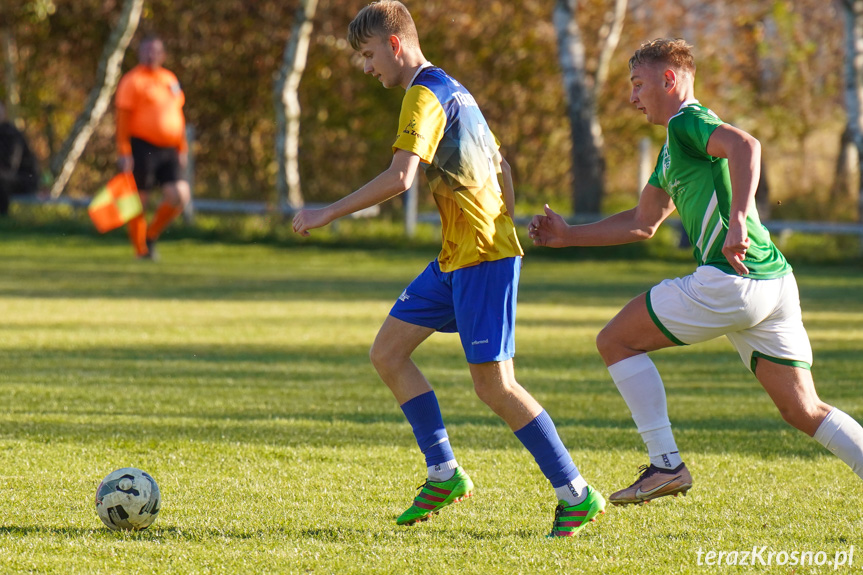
left=95, top=467, right=161, bottom=531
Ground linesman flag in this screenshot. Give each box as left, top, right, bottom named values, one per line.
left=88, top=173, right=143, bottom=233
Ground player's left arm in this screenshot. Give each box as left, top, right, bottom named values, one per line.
left=705, top=124, right=761, bottom=275
left=292, top=149, right=421, bottom=236
left=529, top=183, right=675, bottom=248
left=499, top=155, right=516, bottom=218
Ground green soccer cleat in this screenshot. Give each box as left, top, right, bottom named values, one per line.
left=547, top=485, right=606, bottom=538
left=396, top=467, right=474, bottom=526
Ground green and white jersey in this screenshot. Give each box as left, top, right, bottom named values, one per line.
left=648, top=101, right=790, bottom=279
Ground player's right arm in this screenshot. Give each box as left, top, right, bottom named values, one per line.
left=115, top=108, right=134, bottom=173
left=292, top=149, right=421, bottom=236
left=529, top=183, right=675, bottom=248
left=705, top=123, right=761, bottom=275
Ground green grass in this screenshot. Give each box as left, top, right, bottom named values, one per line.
left=1, top=226, right=862, bottom=574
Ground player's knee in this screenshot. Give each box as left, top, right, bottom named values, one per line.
left=368, top=340, right=388, bottom=372
left=369, top=338, right=405, bottom=375
left=472, top=376, right=513, bottom=407
left=473, top=382, right=500, bottom=408
left=776, top=402, right=825, bottom=436
left=163, top=182, right=190, bottom=207
left=176, top=182, right=191, bottom=205
left=595, top=326, right=617, bottom=362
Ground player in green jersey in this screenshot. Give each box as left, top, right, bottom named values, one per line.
left=529, top=38, right=863, bottom=504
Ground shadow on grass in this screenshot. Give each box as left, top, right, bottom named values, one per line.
left=0, top=406, right=839, bottom=461
left=0, top=523, right=544, bottom=543
left=0, top=259, right=661, bottom=305
left=0, top=266, right=414, bottom=302
left=1, top=343, right=860, bottom=460
left=4, top=226, right=862, bottom=308
left=0, top=525, right=182, bottom=539
left=297, top=525, right=541, bottom=542
left=0, top=525, right=100, bottom=537
left=0, top=524, right=271, bottom=541
left=299, top=527, right=374, bottom=542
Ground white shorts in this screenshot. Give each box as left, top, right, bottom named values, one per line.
left=647, top=265, right=813, bottom=373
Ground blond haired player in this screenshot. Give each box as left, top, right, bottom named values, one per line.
left=293, top=1, right=604, bottom=536
left=530, top=38, right=863, bottom=504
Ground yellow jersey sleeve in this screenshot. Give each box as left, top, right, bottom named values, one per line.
left=393, top=85, right=447, bottom=163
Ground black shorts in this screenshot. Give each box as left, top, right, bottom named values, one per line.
left=130, top=137, right=184, bottom=191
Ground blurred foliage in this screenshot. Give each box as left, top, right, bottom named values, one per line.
left=0, top=0, right=852, bottom=217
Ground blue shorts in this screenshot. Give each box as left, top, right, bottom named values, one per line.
left=390, top=257, right=521, bottom=364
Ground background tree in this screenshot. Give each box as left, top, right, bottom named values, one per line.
left=594, top=0, right=627, bottom=102
left=0, top=0, right=849, bottom=223
left=275, top=0, right=318, bottom=212
left=48, top=0, right=142, bottom=199
left=841, top=0, right=863, bottom=222
left=554, top=0, right=605, bottom=220
left=2, top=28, right=22, bottom=129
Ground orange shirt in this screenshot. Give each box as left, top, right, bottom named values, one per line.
left=115, top=65, right=186, bottom=155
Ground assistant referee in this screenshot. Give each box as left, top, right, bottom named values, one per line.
left=115, top=34, right=190, bottom=260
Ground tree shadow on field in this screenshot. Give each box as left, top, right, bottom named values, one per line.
left=0, top=341, right=376, bottom=373
left=0, top=525, right=175, bottom=539
left=0, top=269, right=412, bottom=303
left=0, top=524, right=271, bottom=541
left=2, top=343, right=860, bottom=460
left=455, top=526, right=541, bottom=541
left=0, top=525, right=97, bottom=537
left=296, top=525, right=540, bottom=542
left=0, top=408, right=839, bottom=462
left=298, top=527, right=368, bottom=542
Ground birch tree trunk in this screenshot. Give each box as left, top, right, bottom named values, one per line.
left=275, top=0, right=318, bottom=212
left=841, top=0, right=863, bottom=222
left=593, top=0, right=627, bottom=103
left=831, top=125, right=857, bottom=203
left=554, top=0, right=625, bottom=219
left=49, top=0, right=143, bottom=199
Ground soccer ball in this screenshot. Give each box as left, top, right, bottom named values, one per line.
left=95, top=467, right=161, bottom=531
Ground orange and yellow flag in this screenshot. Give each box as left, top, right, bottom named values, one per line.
left=88, top=173, right=143, bottom=233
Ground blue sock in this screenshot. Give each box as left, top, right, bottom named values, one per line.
left=514, top=410, right=579, bottom=488
left=400, top=391, right=455, bottom=467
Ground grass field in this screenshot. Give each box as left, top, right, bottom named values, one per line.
left=1, top=227, right=862, bottom=574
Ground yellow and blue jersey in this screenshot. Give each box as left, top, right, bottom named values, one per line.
left=393, top=65, right=523, bottom=273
